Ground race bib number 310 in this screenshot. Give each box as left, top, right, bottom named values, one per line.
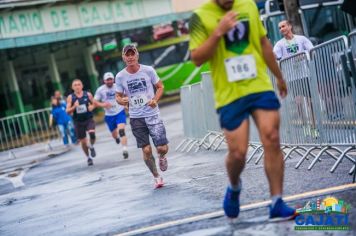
left=130, top=94, right=148, bottom=108
left=224, top=55, right=257, bottom=82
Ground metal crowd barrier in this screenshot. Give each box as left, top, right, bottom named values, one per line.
left=0, top=108, right=61, bottom=153
left=176, top=73, right=224, bottom=152
left=179, top=34, right=356, bottom=178
left=350, top=30, right=356, bottom=59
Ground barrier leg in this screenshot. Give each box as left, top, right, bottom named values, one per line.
left=176, top=139, right=188, bottom=151
left=330, top=146, right=356, bottom=173
left=186, top=140, right=199, bottom=152
left=207, top=134, right=223, bottom=150
left=295, top=147, right=321, bottom=169
left=308, top=146, right=333, bottom=170
left=197, top=132, right=214, bottom=150
left=213, top=136, right=226, bottom=151
left=181, top=139, right=195, bottom=152
left=283, top=146, right=300, bottom=161
left=254, top=151, right=265, bottom=165
left=247, top=145, right=263, bottom=163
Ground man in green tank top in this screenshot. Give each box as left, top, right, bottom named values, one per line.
left=189, top=0, right=296, bottom=221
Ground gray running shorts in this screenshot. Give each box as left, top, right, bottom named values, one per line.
left=130, top=114, right=168, bottom=148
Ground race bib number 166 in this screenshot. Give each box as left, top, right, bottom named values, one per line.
left=224, top=54, right=257, bottom=82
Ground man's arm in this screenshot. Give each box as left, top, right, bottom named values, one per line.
left=273, top=41, right=282, bottom=60
left=93, top=92, right=111, bottom=109
left=190, top=11, right=238, bottom=67
left=87, top=92, right=96, bottom=112
left=147, top=80, right=164, bottom=108
left=93, top=99, right=111, bottom=109
left=116, top=92, right=128, bottom=106
left=153, top=80, right=164, bottom=102
left=303, top=36, right=314, bottom=51
left=260, top=36, right=287, bottom=98
left=66, top=95, right=77, bottom=114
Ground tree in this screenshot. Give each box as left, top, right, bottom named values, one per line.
left=283, top=0, right=304, bottom=35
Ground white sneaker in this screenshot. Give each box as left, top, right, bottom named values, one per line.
left=154, top=176, right=164, bottom=189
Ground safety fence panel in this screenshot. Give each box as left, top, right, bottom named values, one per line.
left=350, top=31, right=356, bottom=59
left=309, top=36, right=356, bottom=145
left=178, top=35, right=356, bottom=178
left=0, top=108, right=61, bottom=152
left=279, top=52, right=319, bottom=145
left=201, top=72, right=220, bottom=133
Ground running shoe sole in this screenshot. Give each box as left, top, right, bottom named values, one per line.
left=269, top=212, right=298, bottom=222
left=154, top=177, right=164, bottom=189
left=155, top=183, right=164, bottom=188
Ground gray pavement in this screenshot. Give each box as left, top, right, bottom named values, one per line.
left=0, top=102, right=355, bottom=236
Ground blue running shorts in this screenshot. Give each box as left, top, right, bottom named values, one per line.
left=105, top=110, right=127, bottom=132
left=217, top=91, right=280, bottom=131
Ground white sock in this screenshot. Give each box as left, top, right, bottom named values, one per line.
left=230, top=179, right=241, bottom=191
left=122, top=146, right=127, bottom=152
left=271, top=195, right=282, bottom=207
left=89, top=143, right=93, bottom=148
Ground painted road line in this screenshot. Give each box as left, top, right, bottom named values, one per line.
left=115, top=183, right=356, bottom=236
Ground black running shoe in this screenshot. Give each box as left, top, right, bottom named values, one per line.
left=116, top=138, right=121, bottom=144
left=123, top=150, right=129, bottom=159
left=89, top=147, right=96, bottom=158
left=87, top=158, right=93, bottom=166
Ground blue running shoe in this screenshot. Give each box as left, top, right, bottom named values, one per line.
left=223, top=186, right=241, bottom=218
left=269, top=198, right=297, bottom=221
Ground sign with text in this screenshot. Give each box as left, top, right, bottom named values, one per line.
left=0, top=0, right=172, bottom=38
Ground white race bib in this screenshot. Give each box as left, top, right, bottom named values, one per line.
left=130, top=94, right=148, bottom=108
left=76, top=104, right=87, bottom=114
left=224, top=54, right=257, bottom=82
left=109, top=101, right=120, bottom=113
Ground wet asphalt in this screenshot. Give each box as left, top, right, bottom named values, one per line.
left=0, top=102, right=355, bottom=236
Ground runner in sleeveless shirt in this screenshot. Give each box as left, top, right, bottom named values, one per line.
left=66, top=79, right=97, bottom=166
left=94, top=72, right=129, bottom=159
left=189, top=0, right=295, bottom=221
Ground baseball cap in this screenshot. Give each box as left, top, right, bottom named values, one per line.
left=122, top=44, right=138, bottom=55
left=103, top=72, right=114, bottom=81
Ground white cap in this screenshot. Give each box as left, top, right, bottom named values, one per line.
left=103, top=72, right=114, bottom=81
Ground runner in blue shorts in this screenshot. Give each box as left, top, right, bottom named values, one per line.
left=94, top=72, right=129, bottom=159
left=189, top=0, right=296, bottom=221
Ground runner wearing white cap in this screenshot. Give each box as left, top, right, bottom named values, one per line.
left=115, top=44, right=169, bottom=188
left=94, top=72, right=129, bottom=159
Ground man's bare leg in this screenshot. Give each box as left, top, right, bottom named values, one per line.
left=224, top=119, right=250, bottom=187
left=80, top=138, right=89, bottom=157
left=222, top=119, right=249, bottom=218
left=252, top=109, right=283, bottom=196
left=117, top=124, right=128, bottom=147
left=142, top=145, right=159, bottom=178
left=252, top=109, right=296, bottom=220
left=156, top=144, right=168, bottom=171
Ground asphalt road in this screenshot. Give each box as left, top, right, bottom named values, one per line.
left=0, top=102, right=355, bottom=236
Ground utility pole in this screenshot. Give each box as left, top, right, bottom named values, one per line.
left=283, top=0, right=304, bottom=35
